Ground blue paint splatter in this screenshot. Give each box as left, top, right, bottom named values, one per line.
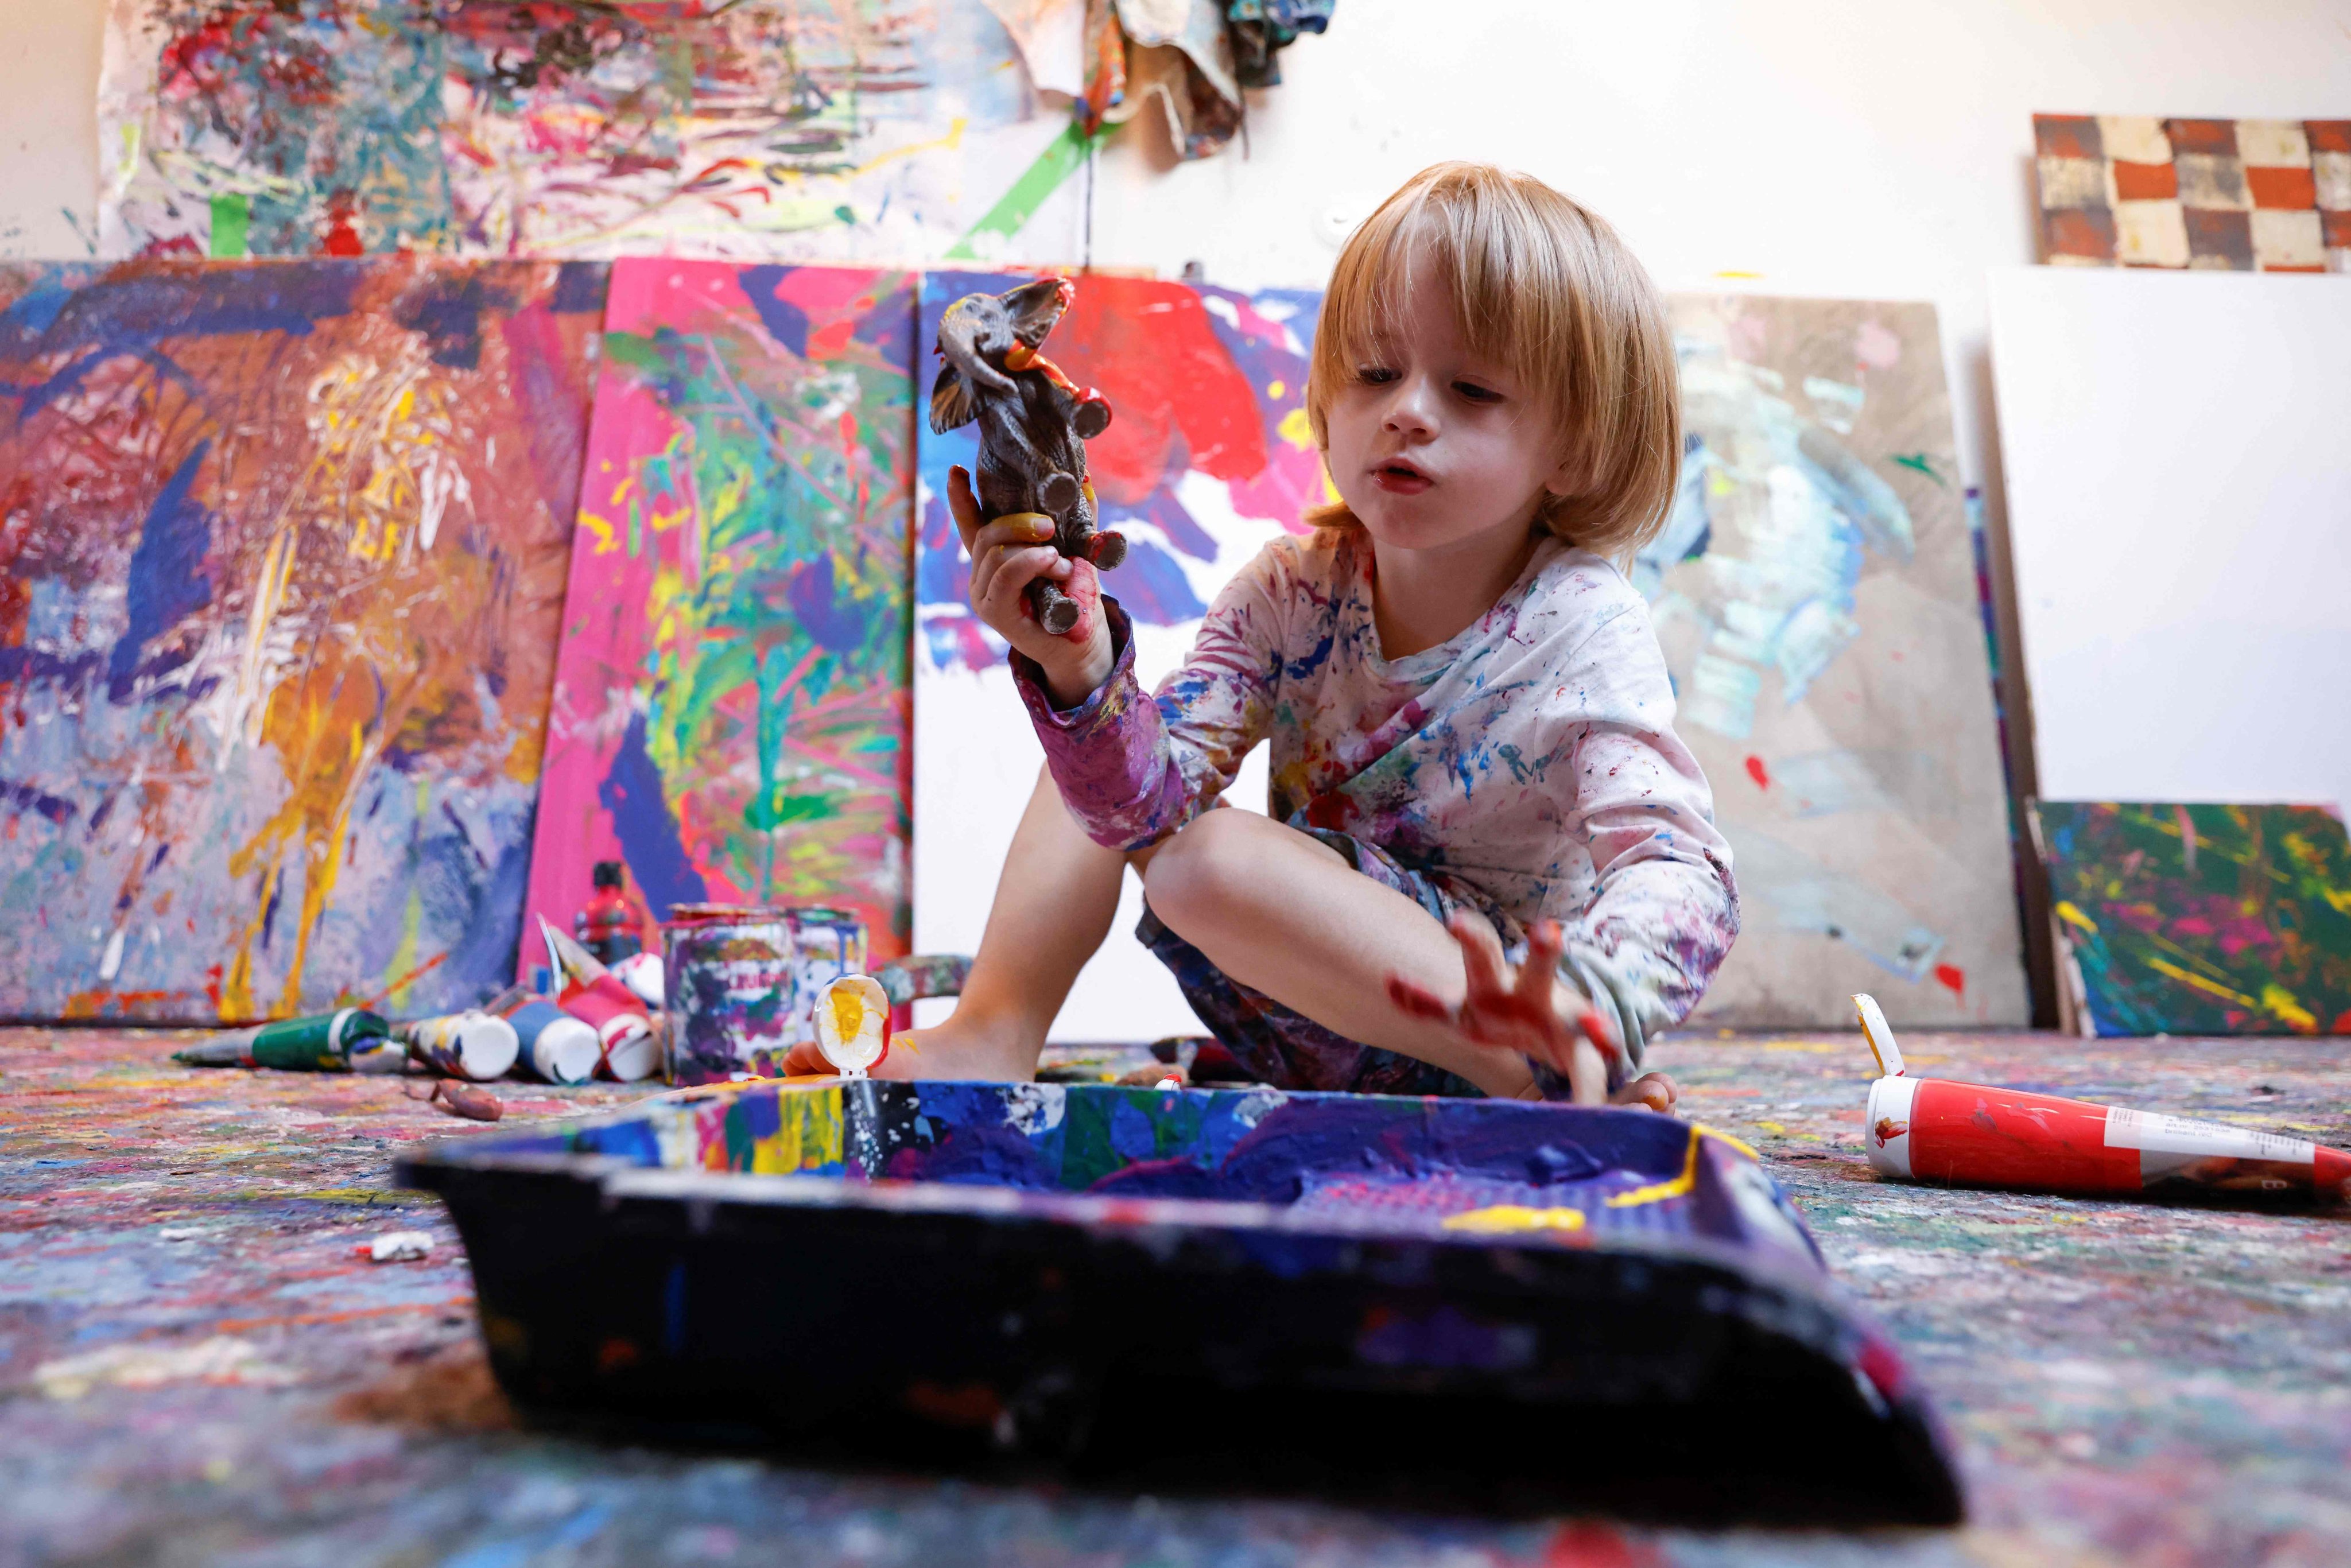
left=107, top=441, right=214, bottom=704
left=738, top=267, right=809, bottom=358
left=598, top=713, right=710, bottom=918
left=786, top=553, right=867, bottom=653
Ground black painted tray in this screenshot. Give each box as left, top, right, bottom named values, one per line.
left=397, top=1080, right=1961, bottom=1523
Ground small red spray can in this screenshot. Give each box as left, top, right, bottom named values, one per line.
left=1857, top=994, right=2351, bottom=1204
left=576, top=860, right=643, bottom=965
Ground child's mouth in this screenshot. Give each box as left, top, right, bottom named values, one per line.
left=1372, top=459, right=1432, bottom=495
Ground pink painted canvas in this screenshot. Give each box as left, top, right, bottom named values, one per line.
left=522, top=261, right=915, bottom=971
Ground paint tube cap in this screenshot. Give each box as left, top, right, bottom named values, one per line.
left=511, top=1001, right=601, bottom=1085
left=603, top=1019, right=663, bottom=1083
left=817, top=974, right=890, bottom=1077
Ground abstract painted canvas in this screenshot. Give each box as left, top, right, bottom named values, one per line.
left=2032, top=802, right=2351, bottom=1037
left=913, top=269, right=1324, bottom=1041
left=0, top=257, right=603, bottom=1021
left=2035, top=114, right=2351, bottom=273
left=523, top=261, right=915, bottom=969
left=1644, top=296, right=2027, bottom=1026
left=98, top=0, right=1078, bottom=264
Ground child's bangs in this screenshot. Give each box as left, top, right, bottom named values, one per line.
left=1312, top=178, right=1575, bottom=436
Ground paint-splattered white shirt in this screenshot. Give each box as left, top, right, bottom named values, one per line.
left=1015, top=527, right=1739, bottom=1068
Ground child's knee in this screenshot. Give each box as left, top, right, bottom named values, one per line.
left=1139, top=812, right=1256, bottom=936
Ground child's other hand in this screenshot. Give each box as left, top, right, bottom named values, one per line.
left=951, top=464, right=1114, bottom=706
left=1387, top=913, right=1679, bottom=1111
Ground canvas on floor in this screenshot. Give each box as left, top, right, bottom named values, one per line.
left=0, top=257, right=604, bottom=1021
left=2033, top=801, right=2351, bottom=1037
left=523, top=262, right=917, bottom=967
left=1640, top=295, right=2028, bottom=1027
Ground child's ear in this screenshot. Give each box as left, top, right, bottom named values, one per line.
left=1542, top=454, right=1584, bottom=499
left=929, top=364, right=980, bottom=434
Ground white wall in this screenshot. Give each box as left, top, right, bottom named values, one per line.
left=0, top=0, right=102, bottom=259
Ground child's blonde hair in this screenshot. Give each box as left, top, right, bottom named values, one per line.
left=1303, top=162, right=1680, bottom=564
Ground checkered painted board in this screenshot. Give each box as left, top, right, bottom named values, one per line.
left=2035, top=115, right=2351, bottom=273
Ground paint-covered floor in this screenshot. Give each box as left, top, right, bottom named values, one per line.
left=2, top=1027, right=2345, bottom=1567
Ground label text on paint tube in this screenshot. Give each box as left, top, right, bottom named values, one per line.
left=2102, top=1108, right=2314, bottom=1165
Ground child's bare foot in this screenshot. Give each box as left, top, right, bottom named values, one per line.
left=781, top=1003, right=1042, bottom=1082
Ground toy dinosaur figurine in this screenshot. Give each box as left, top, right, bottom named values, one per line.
left=929, top=277, right=1124, bottom=637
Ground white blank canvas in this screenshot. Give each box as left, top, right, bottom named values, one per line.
left=1988, top=267, right=2351, bottom=817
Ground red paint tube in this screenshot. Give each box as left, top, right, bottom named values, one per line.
left=1856, top=995, right=2351, bottom=1204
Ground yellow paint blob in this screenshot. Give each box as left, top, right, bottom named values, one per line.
left=1443, top=1205, right=1586, bottom=1235
left=829, top=987, right=866, bottom=1042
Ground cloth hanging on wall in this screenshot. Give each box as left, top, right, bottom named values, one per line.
left=1227, top=0, right=1337, bottom=88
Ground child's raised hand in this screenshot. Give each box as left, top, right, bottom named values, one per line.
left=1387, top=912, right=1679, bottom=1111
left=949, top=463, right=1113, bottom=707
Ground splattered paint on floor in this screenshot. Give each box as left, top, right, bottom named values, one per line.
left=0, top=258, right=603, bottom=1023
left=523, top=262, right=916, bottom=961
left=3, top=1027, right=2346, bottom=1565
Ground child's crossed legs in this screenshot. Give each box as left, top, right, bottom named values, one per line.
left=875, top=765, right=1678, bottom=1109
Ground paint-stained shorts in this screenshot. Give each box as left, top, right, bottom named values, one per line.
left=1137, top=825, right=1590, bottom=1100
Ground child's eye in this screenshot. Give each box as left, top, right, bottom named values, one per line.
left=1453, top=381, right=1503, bottom=403
left=1356, top=365, right=1398, bottom=385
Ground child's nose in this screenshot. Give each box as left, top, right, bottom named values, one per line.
left=1383, top=377, right=1440, bottom=436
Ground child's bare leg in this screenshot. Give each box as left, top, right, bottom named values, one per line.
left=1140, top=810, right=1678, bottom=1108
left=884, top=764, right=1125, bottom=1081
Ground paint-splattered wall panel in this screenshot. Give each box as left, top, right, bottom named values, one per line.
left=0, top=258, right=604, bottom=1022
left=2035, top=115, right=2351, bottom=273
left=523, top=262, right=914, bottom=969
left=913, top=270, right=1324, bottom=1043
left=2033, top=802, right=2351, bottom=1037
left=97, top=0, right=1074, bottom=263
left=1646, top=297, right=2026, bottom=1027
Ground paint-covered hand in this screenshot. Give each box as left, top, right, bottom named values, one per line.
left=951, top=463, right=1113, bottom=707
left=1388, top=913, right=1677, bottom=1111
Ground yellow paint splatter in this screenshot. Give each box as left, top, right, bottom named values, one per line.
left=1604, top=1124, right=1758, bottom=1209
left=2055, top=901, right=2099, bottom=935
left=1444, top=1205, right=1586, bottom=1235
left=1276, top=405, right=1316, bottom=451
left=829, top=986, right=866, bottom=1042
left=751, top=1085, right=847, bottom=1174
left=2145, top=956, right=2259, bottom=1010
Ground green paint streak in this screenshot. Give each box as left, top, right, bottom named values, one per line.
left=1892, top=452, right=1947, bottom=487
left=944, top=119, right=1106, bottom=260
left=209, top=193, right=250, bottom=258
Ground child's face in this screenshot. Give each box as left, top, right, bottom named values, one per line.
left=1322, top=264, right=1573, bottom=556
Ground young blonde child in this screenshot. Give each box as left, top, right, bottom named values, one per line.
left=890, top=161, right=1736, bottom=1105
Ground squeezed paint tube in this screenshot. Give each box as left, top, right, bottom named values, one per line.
left=816, top=973, right=891, bottom=1077
left=507, top=1000, right=602, bottom=1085
left=1856, top=993, right=2351, bottom=1204
left=397, top=1011, right=521, bottom=1082
left=173, top=1008, right=391, bottom=1071
left=538, top=913, right=610, bottom=985
left=560, top=973, right=659, bottom=1082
